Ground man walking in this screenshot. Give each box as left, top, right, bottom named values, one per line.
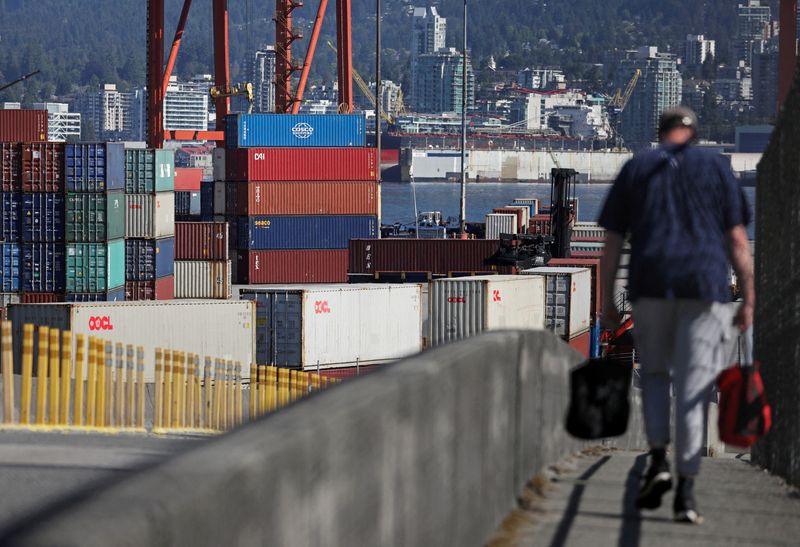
left=598, top=107, right=754, bottom=524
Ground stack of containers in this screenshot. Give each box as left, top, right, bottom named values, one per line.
left=64, top=143, right=127, bottom=302
left=0, top=143, right=22, bottom=316
left=124, top=149, right=176, bottom=300
left=222, top=113, right=379, bottom=284
left=173, top=221, right=231, bottom=299
left=174, top=167, right=203, bottom=221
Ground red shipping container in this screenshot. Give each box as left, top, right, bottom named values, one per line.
left=174, top=168, right=204, bottom=191
left=380, top=149, right=399, bottom=163
left=0, top=110, right=47, bottom=142
left=175, top=221, right=229, bottom=260
left=20, top=293, right=63, bottom=303
left=236, top=250, right=348, bottom=284
left=227, top=181, right=378, bottom=216
left=125, top=276, right=174, bottom=301
left=21, top=142, right=64, bottom=192
left=568, top=330, right=590, bottom=359
left=348, top=239, right=500, bottom=274
left=319, top=365, right=382, bottom=380
left=528, top=214, right=552, bottom=235
left=493, top=207, right=527, bottom=233
left=549, top=257, right=601, bottom=321
left=226, top=148, right=377, bottom=182
left=1, top=142, right=21, bottom=192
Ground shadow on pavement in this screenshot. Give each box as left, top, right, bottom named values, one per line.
left=618, top=453, right=648, bottom=547
left=548, top=455, right=611, bottom=547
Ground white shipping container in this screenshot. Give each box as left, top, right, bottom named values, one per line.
left=8, top=301, right=254, bottom=382
left=506, top=206, right=530, bottom=232
left=521, top=267, right=591, bottom=338
left=125, top=192, right=175, bottom=238
left=512, top=198, right=539, bottom=216
left=240, top=284, right=422, bottom=370
left=213, top=148, right=226, bottom=182
left=174, top=260, right=232, bottom=299
left=213, top=181, right=226, bottom=216
left=430, top=275, right=546, bottom=346
left=485, top=213, right=517, bottom=239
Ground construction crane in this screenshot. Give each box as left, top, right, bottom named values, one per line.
left=210, top=82, right=255, bottom=113
left=0, top=70, right=40, bottom=93
left=608, top=69, right=641, bottom=150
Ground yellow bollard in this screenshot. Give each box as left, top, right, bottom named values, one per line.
left=125, top=345, right=134, bottom=429
left=213, top=359, right=223, bottom=431
left=20, top=324, right=34, bottom=425
left=136, top=347, right=145, bottom=430
left=1, top=321, right=14, bottom=425
left=267, top=366, right=278, bottom=412
left=35, top=327, right=50, bottom=425
left=235, top=362, right=243, bottom=427
left=276, top=368, right=287, bottom=408
left=300, top=371, right=309, bottom=399
left=163, top=350, right=172, bottom=430
left=59, top=331, right=72, bottom=426
left=249, top=363, right=257, bottom=421
left=219, top=360, right=228, bottom=430
left=226, top=360, right=235, bottom=430
left=256, top=365, right=266, bottom=416
left=115, top=343, right=124, bottom=428
left=187, top=353, right=195, bottom=429
left=178, top=352, right=187, bottom=428
left=86, top=336, right=97, bottom=427
left=290, top=370, right=299, bottom=403
left=203, top=357, right=212, bottom=430
left=105, top=341, right=114, bottom=427
left=311, top=372, right=321, bottom=393
left=154, top=348, right=164, bottom=430
left=96, top=340, right=107, bottom=428
left=73, top=334, right=85, bottom=427
left=193, top=354, right=201, bottom=429
left=48, top=328, right=60, bottom=426
left=172, top=351, right=183, bottom=429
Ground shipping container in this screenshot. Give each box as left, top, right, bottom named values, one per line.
left=240, top=284, right=421, bottom=369
left=175, top=191, right=201, bottom=219
left=174, top=167, right=203, bottom=191
left=0, top=243, right=21, bottom=292
left=65, top=240, right=125, bottom=293
left=568, top=330, right=591, bottom=359
left=485, top=213, right=517, bottom=239
left=22, top=243, right=65, bottom=292
left=521, top=267, right=592, bottom=339
left=125, top=192, right=175, bottom=238
left=200, top=180, right=213, bottom=220
left=572, top=222, right=606, bottom=242
left=492, top=208, right=528, bottom=233
left=21, top=193, right=65, bottom=242
left=174, top=222, right=229, bottom=260
left=21, top=142, right=64, bottom=192
left=429, top=275, right=546, bottom=346
left=348, top=239, right=501, bottom=274
left=225, top=113, right=366, bottom=148
left=20, top=293, right=63, bottom=304
left=0, top=142, right=20, bottom=192
left=125, top=149, right=175, bottom=193
left=318, top=365, right=381, bottom=380
left=213, top=181, right=225, bottom=215
left=212, top=148, right=225, bottom=182
left=0, top=294, right=21, bottom=321
left=528, top=214, right=552, bottom=236
left=511, top=198, right=539, bottom=216
left=238, top=215, right=377, bottom=250
left=174, top=260, right=231, bottom=299
left=65, top=191, right=125, bottom=242
left=548, top=258, right=601, bottom=322
left=235, top=250, right=348, bottom=284
left=226, top=148, right=377, bottom=181
left=125, top=276, right=174, bottom=301
left=0, top=192, right=20, bottom=241
left=125, top=238, right=175, bottom=281
left=8, top=300, right=255, bottom=381
left=65, top=143, right=125, bottom=192
left=65, top=286, right=126, bottom=302
left=226, top=181, right=378, bottom=216
left=0, top=110, right=47, bottom=142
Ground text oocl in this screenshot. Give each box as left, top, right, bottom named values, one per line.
left=88, top=316, right=114, bottom=331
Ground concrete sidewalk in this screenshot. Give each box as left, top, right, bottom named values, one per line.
left=494, top=450, right=800, bottom=547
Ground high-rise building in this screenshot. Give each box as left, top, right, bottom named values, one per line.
left=517, top=68, right=566, bottom=90
left=413, top=48, right=475, bottom=114
left=684, top=35, right=716, bottom=67
left=735, top=1, right=771, bottom=65
left=616, top=47, right=682, bottom=150
left=368, top=80, right=404, bottom=118
left=32, top=102, right=81, bottom=142
left=251, top=46, right=276, bottom=113
left=164, top=75, right=209, bottom=132
left=752, top=37, right=779, bottom=118
left=410, top=6, right=447, bottom=107
left=73, top=84, right=139, bottom=140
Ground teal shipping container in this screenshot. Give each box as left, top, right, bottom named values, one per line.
left=65, top=239, right=125, bottom=293
left=66, top=192, right=126, bottom=242
left=125, top=149, right=174, bottom=193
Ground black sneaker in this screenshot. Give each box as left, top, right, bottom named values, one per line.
left=636, top=448, right=673, bottom=510
left=674, top=476, right=703, bottom=524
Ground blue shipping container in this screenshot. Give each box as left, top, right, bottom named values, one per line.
left=65, top=286, right=126, bottom=302
left=225, top=114, right=366, bottom=148
left=22, top=193, right=65, bottom=242
left=0, top=243, right=21, bottom=292
left=237, top=215, right=378, bottom=250
left=0, top=192, right=20, bottom=242
left=125, top=238, right=175, bottom=281
left=175, top=191, right=201, bottom=219
left=65, top=143, right=125, bottom=192
left=200, top=180, right=213, bottom=221
left=22, top=243, right=65, bottom=292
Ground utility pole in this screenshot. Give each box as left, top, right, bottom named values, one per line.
left=376, top=0, right=382, bottom=183
left=459, top=0, right=467, bottom=236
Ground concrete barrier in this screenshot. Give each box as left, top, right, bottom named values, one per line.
left=1, top=330, right=642, bottom=547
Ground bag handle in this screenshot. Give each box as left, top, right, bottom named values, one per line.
left=738, top=326, right=754, bottom=368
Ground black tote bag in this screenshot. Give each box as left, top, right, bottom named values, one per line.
left=566, top=357, right=633, bottom=440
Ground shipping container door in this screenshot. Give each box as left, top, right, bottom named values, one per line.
left=270, top=292, right=303, bottom=368
left=0, top=193, right=20, bottom=241
left=484, top=277, right=546, bottom=331
left=0, top=243, right=21, bottom=292
left=430, top=280, right=484, bottom=346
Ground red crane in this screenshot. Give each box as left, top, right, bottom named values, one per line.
left=147, top=0, right=354, bottom=148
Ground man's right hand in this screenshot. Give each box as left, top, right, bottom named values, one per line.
left=734, top=301, right=754, bottom=332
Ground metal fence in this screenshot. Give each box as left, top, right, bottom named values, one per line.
left=752, top=76, right=800, bottom=487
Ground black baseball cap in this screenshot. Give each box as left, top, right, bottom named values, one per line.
left=658, top=106, right=698, bottom=135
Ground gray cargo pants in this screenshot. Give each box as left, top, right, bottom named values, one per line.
left=632, top=298, right=739, bottom=477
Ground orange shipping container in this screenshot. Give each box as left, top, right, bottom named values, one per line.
left=226, top=181, right=379, bottom=216
left=0, top=110, right=47, bottom=142
left=21, top=142, right=64, bottom=192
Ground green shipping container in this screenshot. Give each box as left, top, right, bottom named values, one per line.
left=125, top=149, right=175, bottom=193
left=66, top=239, right=125, bottom=293
left=66, top=192, right=126, bottom=242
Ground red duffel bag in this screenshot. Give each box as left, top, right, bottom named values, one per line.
left=717, top=328, right=772, bottom=448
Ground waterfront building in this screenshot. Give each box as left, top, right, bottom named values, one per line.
left=517, top=68, right=567, bottom=91
left=164, top=75, right=209, bottom=133
left=684, top=35, right=716, bottom=67
left=72, top=83, right=144, bottom=141
left=32, top=102, right=81, bottom=142
left=251, top=46, right=276, bottom=113
left=413, top=49, right=475, bottom=114
left=410, top=6, right=447, bottom=108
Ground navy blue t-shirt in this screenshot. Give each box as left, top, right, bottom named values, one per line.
left=598, top=143, right=750, bottom=302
